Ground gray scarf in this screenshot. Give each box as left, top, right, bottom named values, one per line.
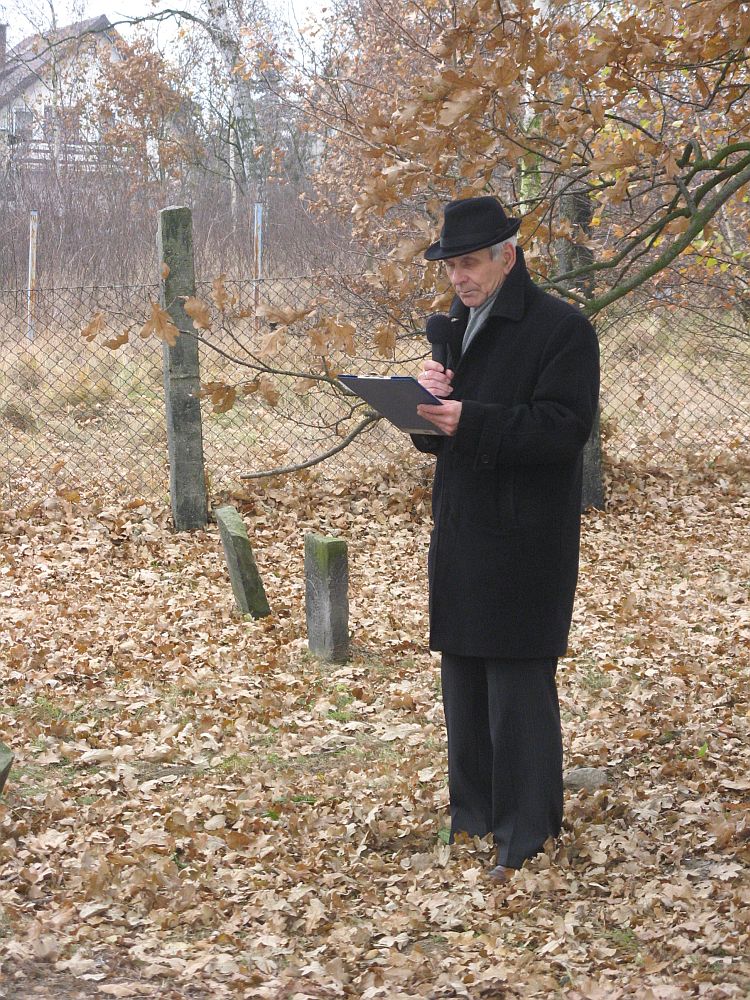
left=461, top=284, right=502, bottom=357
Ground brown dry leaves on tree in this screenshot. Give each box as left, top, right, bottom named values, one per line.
left=281, top=0, right=750, bottom=316
left=139, top=303, right=180, bottom=348
left=183, top=297, right=213, bottom=332
left=0, top=453, right=748, bottom=998
left=94, top=34, right=204, bottom=186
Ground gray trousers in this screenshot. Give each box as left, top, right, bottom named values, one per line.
left=440, top=654, right=563, bottom=869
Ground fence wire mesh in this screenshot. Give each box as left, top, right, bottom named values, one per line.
left=1, top=273, right=748, bottom=504
left=192, top=273, right=430, bottom=487
left=1, top=283, right=165, bottom=501
left=596, top=288, right=749, bottom=468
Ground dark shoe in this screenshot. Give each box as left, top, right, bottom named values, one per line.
left=488, top=864, right=515, bottom=883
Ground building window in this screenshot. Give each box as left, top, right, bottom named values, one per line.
left=13, top=108, right=33, bottom=140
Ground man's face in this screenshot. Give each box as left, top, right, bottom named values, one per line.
left=443, top=244, right=515, bottom=308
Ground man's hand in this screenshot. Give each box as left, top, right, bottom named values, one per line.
left=417, top=360, right=461, bottom=435
left=418, top=359, right=454, bottom=399
left=417, top=399, right=462, bottom=436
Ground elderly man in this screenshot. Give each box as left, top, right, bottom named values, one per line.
left=413, top=196, right=600, bottom=881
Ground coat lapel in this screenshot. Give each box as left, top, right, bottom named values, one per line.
left=447, top=300, right=468, bottom=369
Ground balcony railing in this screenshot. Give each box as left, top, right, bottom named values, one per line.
left=2, top=133, right=104, bottom=167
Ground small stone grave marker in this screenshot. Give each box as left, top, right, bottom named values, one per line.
left=305, top=533, right=349, bottom=663
left=215, top=505, right=271, bottom=618
left=0, top=742, right=13, bottom=796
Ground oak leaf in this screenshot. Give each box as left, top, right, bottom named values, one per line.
left=258, top=377, right=280, bottom=406
left=259, top=327, right=286, bottom=357
left=140, top=302, right=179, bottom=346
left=211, top=275, right=233, bottom=312
left=438, top=88, right=483, bottom=126
left=326, top=316, right=356, bottom=355
left=256, top=303, right=314, bottom=326
left=81, top=312, right=106, bottom=343
left=104, top=330, right=130, bottom=350
left=374, top=325, right=397, bottom=356
left=212, top=386, right=237, bottom=414
left=183, top=296, right=212, bottom=330
left=293, top=378, right=318, bottom=394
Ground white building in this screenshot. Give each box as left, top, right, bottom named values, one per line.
left=0, top=14, right=122, bottom=169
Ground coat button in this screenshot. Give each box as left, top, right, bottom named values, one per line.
left=480, top=454, right=490, bottom=464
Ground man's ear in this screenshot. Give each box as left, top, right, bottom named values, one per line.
left=502, top=242, right=517, bottom=274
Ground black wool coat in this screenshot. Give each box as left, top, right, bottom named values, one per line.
left=412, top=249, right=600, bottom=659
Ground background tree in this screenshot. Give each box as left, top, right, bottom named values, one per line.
left=160, top=0, right=743, bottom=480
left=0, top=1, right=325, bottom=283
left=11, top=0, right=747, bottom=483
left=270, top=0, right=750, bottom=323
left=93, top=33, right=204, bottom=187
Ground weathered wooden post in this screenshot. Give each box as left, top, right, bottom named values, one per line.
left=158, top=206, right=208, bottom=531
left=305, top=533, right=349, bottom=663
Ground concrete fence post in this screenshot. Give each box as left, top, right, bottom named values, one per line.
left=158, top=206, right=208, bottom=531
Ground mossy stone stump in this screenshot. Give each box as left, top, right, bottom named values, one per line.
left=0, top=742, right=13, bottom=796
left=305, top=533, right=349, bottom=663
left=215, top=505, right=271, bottom=618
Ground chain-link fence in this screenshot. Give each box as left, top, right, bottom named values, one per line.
left=1, top=282, right=166, bottom=501
left=597, top=287, right=750, bottom=467
left=1, top=273, right=748, bottom=503
left=0, top=274, right=420, bottom=502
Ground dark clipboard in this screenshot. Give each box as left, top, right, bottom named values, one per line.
left=338, top=374, right=445, bottom=435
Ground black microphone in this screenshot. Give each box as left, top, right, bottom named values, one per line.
left=426, top=313, right=452, bottom=370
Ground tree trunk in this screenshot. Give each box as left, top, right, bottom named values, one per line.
left=556, top=181, right=604, bottom=508
left=582, top=406, right=605, bottom=511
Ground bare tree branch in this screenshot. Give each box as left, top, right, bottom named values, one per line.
left=239, top=413, right=378, bottom=478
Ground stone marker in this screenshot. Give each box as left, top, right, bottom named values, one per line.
left=215, top=505, right=271, bottom=618
left=305, top=533, right=349, bottom=663
left=563, top=766, right=610, bottom=792
left=0, top=742, right=13, bottom=796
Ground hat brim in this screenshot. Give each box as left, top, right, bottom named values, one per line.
left=424, top=218, right=521, bottom=261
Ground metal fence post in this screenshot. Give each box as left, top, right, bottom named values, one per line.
left=252, top=202, right=263, bottom=337
left=158, top=206, right=208, bottom=530
left=26, top=210, right=38, bottom=342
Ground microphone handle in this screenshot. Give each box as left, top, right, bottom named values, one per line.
left=431, top=342, right=448, bottom=369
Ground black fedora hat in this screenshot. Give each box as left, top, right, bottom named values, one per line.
left=424, top=196, right=521, bottom=261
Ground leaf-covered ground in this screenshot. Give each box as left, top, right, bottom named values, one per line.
left=0, top=453, right=748, bottom=999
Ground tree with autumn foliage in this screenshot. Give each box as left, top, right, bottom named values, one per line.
left=79, top=0, right=749, bottom=477
left=275, top=0, right=750, bottom=324
left=108, top=0, right=317, bottom=214
left=93, top=34, right=204, bottom=186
